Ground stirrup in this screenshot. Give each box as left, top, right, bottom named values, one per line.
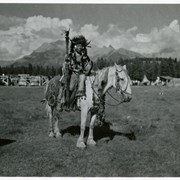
left=56, top=100, right=63, bottom=111
left=76, top=90, right=86, bottom=97
left=77, top=98, right=82, bottom=108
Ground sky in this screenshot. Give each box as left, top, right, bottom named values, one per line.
left=0, top=3, right=180, bottom=61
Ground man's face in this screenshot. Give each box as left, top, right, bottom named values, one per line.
left=74, top=44, right=85, bottom=55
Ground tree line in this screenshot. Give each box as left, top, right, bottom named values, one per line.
left=0, top=63, right=62, bottom=77
left=94, top=57, right=180, bottom=81
left=0, top=57, right=180, bottom=81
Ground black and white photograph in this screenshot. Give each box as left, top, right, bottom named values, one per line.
left=0, top=2, right=180, bottom=177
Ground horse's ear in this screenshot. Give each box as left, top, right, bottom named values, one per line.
left=114, top=63, right=119, bottom=70
left=123, top=65, right=127, bottom=70
left=103, top=68, right=109, bottom=83
left=86, top=41, right=91, bottom=46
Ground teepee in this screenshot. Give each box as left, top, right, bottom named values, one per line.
left=141, top=75, right=150, bottom=85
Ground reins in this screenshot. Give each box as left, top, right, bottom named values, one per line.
left=89, top=76, right=124, bottom=106
left=89, top=75, right=105, bottom=103
left=89, top=66, right=131, bottom=107
left=106, top=91, right=125, bottom=106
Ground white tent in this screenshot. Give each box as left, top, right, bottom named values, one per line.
left=168, top=78, right=180, bottom=87
left=141, top=75, right=150, bottom=85
left=160, top=76, right=180, bottom=87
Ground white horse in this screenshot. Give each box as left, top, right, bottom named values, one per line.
left=44, top=63, right=132, bottom=148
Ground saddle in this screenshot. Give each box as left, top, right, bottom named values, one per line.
left=45, top=74, right=79, bottom=111
left=45, top=75, right=61, bottom=107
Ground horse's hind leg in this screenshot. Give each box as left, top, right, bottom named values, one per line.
left=46, top=105, right=62, bottom=138
left=53, top=109, right=62, bottom=138
left=87, top=114, right=97, bottom=146
left=46, top=103, right=54, bottom=137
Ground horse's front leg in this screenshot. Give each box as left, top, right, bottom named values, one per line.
left=76, top=105, right=88, bottom=148
left=87, top=114, right=97, bottom=146
left=53, top=116, right=62, bottom=138
left=53, top=108, right=62, bottom=138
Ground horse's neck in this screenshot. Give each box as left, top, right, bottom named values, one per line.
left=103, top=66, right=115, bottom=94
left=95, top=66, right=114, bottom=95
left=84, top=66, right=115, bottom=107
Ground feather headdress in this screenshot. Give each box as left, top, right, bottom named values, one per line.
left=71, top=35, right=91, bottom=47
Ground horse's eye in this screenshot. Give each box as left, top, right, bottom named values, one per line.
left=120, top=78, right=126, bottom=82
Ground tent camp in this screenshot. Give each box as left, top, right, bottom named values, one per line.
left=141, top=75, right=150, bottom=85
left=160, top=76, right=180, bottom=87
left=168, top=78, right=180, bottom=87
left=160, top=76, right=172, bottom=86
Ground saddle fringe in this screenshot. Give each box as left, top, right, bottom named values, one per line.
left=41, top=98, right=47, bottom=104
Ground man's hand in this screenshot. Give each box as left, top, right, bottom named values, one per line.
left=73, top=68, right=83, bottom=73
left=65, top=54, right=70, bottom=62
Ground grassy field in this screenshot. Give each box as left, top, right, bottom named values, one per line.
left=0, top=85, right=180, bottom=177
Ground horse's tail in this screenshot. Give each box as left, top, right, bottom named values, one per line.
left=44, top=80, right=49, bottom=96
left=42, top=99, right=53, bottom=118
left=40, top=78, right=50, bottom=105
left=41, top=81, right=49, bottom=104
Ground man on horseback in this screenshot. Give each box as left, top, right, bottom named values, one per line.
left=69, top=35, right=93, bottom=97
left=57, top=30, right=93, bottom=111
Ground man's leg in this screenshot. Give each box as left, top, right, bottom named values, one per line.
left=76, top=74, right=86, bottom=97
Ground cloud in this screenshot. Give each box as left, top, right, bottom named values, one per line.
left=0, top=15, right=25, bottom=30
left=25, top=16, right=72, bottom=32
left=0, top=15, right=180, bottom=61
left=78, top=23, right=135, bottom=49
left=0, top=15, right=73, bottom=60
left=80, top=24, right=100, bottom=39
left=127, top=26, right=138, bottom=33
left=169, top=19, right=179, bottom=32
left=134, top=34, right=150, bottom=43
left=80, top=19, right=180, bottom=58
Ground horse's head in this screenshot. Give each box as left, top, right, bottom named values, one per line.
left=111, top=63, right=132, bottom=102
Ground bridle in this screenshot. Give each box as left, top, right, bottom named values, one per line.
left=105, top=67, right=132, bottom=106
left=115, top=68, right=132, bottom=96
left=90, top=66, right=132, bottom=107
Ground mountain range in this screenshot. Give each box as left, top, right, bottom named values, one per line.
left=2, top=40, right=144, bottom=67
left=0, top=60, right=15, bottom=67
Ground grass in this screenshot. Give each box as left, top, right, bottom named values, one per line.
left=0, top=85, right=180, bottom=176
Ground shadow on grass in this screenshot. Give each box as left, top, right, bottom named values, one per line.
left=61, top=121, right=136, bottom=142
left=0, top=139, right=16, bottom=147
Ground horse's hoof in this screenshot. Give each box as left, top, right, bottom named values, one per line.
left=55, top=132, right=62, bottom=138
left=87, top=139, right=96, bottom=146
left=76, top=141, right=86, bottom=148
left=49, top=132, right=54, bottom=137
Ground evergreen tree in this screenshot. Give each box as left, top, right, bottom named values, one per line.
left=160, top=59, right=169, bottom=76
left=44, top=66, right=49, bottom=76
left=28, top=63, right=33, bottom=75
left=96, top=58, right=107, bottom=69
left=49, top=66, right=56, bottom=76
left=176, top=61, right=180, bottom=77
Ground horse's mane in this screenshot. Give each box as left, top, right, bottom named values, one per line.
left=96, top=64, right=123, bottom=73
left=92, top=65, right=118, bottom=89
left=94, top=64, right=123, bottom=81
